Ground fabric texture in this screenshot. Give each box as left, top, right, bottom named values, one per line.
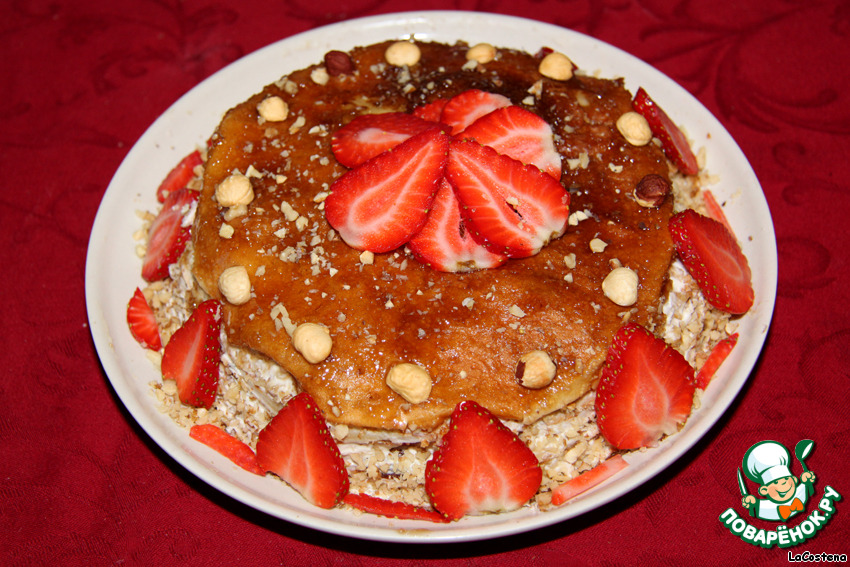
left=2, top=0, right=848, bottom=564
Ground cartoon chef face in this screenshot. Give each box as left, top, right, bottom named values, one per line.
left=743, top=440, right=799, bottom=503
left=758, top=474, right=799, bottom=503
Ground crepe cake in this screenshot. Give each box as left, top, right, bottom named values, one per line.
left=191, top=39, right=676, bottom=437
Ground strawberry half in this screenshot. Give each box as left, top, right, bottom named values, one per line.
left=142, top=186, right=198, bottom=282
left=156, top=150, right=202, bottom=203
left=595, top=323, right=696, bottom=450
left=632, top=87, right=699, bottom=175
left=459, top=105, right=562, bottom=180
left=440, top=89, right=512, bottom=135
left=424, top=400, right=542, bottom=520
left=126, top=287, right=162, bottom=350
left=324, top=126, right=450, bottom=253
left=408, top=179, right=507, bottom=272
left=446, top=138, right=570, bottom=258
left=331, top=112, right=440, bottom=168
left=256, top=392, right=349, bottom=509
left=343, top=493, right=450, bottom=523
left=161, top=299, right=222, bottom=409
left=668, top=209, right=754, bottom=314
left=189, top=423, right=264, bottom=475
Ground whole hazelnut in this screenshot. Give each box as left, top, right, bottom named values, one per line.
left=516, top=351, right=557, bottom=389
left=324, top=50, right=354, bottom=76
left=386, top=363, right=432, bottom=404
left=215, top=173, right=254, bottom=208
left=257, top=96, right=289, bottom=122
left=292, top=323, right=332, bottom=364
left=218, top=265, right=252, bottom=305
left=466, top=43, right=497, bottom=64
left=538, top=51, right=574, bottom=81
left=616, top=111, right=652, bottom=146
left=602, top=266, right=639, bottom=306
left=384, top=41, right=421, bottom=67
left=633, top=174, right=671, bottom=208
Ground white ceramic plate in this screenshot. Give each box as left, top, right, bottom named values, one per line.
left=86, top=11, right=777, bottom=543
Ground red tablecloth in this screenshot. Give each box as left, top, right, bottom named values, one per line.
left=4, top=0, right=849, bottom=564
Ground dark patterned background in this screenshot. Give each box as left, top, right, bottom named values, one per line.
left=2, top=0, right=848, bottom=564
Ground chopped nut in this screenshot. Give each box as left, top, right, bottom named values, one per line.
left=602, top=266, right=639, bottom=306
left=219, top=223, right=235, bottom=239
left=215, top=174, right=254, bottom=208
left=466, top=42, right=496, bottom=64
left=324, top=50, right=354, bottom=76
left=516, top=350, right=557, bottom=389
left=310, top=67, right=330, bottom=85
left=633, top=174, right=671, bottom=207
left=509, top=304, right=527, bottom=318
left=385, top=41, right=421, bottom=67
left=616, top=111, right=652, bottom=146
left=386, top=363, right=432, bottom=404
left=569, top=208, right=590, bottom=225
left=257, top=96, right=289, bottom=122
left=590, top=238, right=608, bottom=253
left=218, top=266, right=252, bottom=305
left=222, top=204, right=247, bottom=221
left=538, top=51, right=574, bottom=81
left=289, top=115, right=306, bottom=134
left=359, top=250, right=374, bottom=265
left=292, top=322, right=332, bottom=363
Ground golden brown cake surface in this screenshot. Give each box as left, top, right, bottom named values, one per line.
left=192, top=40, right=675, bottom=433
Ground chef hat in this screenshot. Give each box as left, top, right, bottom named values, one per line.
left=743, top=441, right=793, bottom=485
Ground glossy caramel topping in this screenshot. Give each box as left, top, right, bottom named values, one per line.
left=192, top=41, right=675, bottom=433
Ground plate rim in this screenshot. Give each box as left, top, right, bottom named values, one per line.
left=86, top=9, right=777, bottom=544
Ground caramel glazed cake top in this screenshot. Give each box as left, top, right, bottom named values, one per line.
left=192, top=40, right=677, bottom=439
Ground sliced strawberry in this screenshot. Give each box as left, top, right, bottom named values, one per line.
left=445, top=138, right=569, bottom=258
left=189, top=423, right=264, bottom=475
left=331, top=112, right=439, bottom=168
left=459, top=105, right=562, bottom=179
left=161, top=299, right=222, bottom=409
left=256, top=392, right=349, bottom=509
left=142, top=187, right=198, bottom=282
left=702, top=189, right=733, bottom=235
left=668, top=209, right=754, bottom=314
left=156, top=150, right=202, bottom=203
left=126, top=287, right=162, bottom=350
left=440, top=89, right=512, bottom=135
left=343, top=493, right=450, bottom=523
left=324, top=127, right=449, bottom=253
left=424, top=400, right=542, bottom=520
left=551, top=454, right=628, bottom=506
left=408, top=179, right=507, bottom=272
left=695, top=333, right=739, bottom=389
left=413, top=98, right=448, bottom=123
left=595, top=323, right=696, bottom=450
left=632, top=88, right=699, bottom=175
